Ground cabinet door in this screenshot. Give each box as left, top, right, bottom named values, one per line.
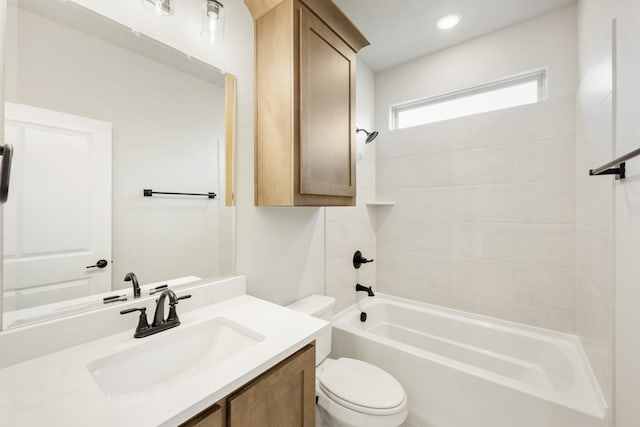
left=228, top=344, right=315, bottom=427
left=299, top=6, right=356, bottom=198
left=180, top=403, right=225, bottom=427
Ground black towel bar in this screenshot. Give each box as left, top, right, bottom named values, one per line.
left=589, top=147, right=640, bottom=179
left=143, top=189, right=217, bottom=199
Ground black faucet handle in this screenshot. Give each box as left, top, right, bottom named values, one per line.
left=166, top=295, right=188, bottom=321
left=353, top=251, right=374, bottom=269
left=149, top=284, right=168, bottom=295
left=104, top=294, right=127, bottom=304
left=170, top=294, right=192, bottom=305
left=120, top=307, right=150, bottom=337
left=120, top=307, right=146, bottom=315
left=177, top=294, right=192, bottom=302
left=167, top=295, right=191, bottom=322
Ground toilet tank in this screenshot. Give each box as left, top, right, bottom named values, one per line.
left=287, top=295, right=335, bottom=366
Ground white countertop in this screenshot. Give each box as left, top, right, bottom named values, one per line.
left=0, top=294, right=328, bottom=426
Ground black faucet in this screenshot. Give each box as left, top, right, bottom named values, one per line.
left=124, top=272, right=141, bottom=299
left=120, top=289, right=192, bottom=338
left=153, top=289, right=183, bottom=326
left=355, top=283, right=375, bottom=297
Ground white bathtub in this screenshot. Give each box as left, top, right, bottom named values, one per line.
left=331, top=294, right=607, bottom=427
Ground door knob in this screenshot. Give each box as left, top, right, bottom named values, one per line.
left=86, top=259, right=108, bottom=269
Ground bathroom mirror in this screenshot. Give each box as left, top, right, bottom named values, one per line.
left=1, top=0, right=236, bottom=329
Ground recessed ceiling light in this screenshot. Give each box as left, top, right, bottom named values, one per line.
left=437, top=13, right=462, bottom=30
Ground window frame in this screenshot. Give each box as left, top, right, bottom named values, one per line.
left=389, top=69, right=548, bottom=130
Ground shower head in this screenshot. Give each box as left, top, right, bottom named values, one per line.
left=356, top=128, right=379, bottom=143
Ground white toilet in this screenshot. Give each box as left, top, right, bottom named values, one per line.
left=288, top=295, right=408, bottom=427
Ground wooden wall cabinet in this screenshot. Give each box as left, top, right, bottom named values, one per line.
left=245, top=0, right=369, bottom=206
left=181, top=343, right=316, bottom=427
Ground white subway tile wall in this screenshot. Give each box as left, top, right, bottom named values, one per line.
left=575, top=0, right=616, bottom=409
left=376, top=94, right=577, bottom=332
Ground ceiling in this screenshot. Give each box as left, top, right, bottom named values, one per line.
left=334, top=0, right=578, bottom=71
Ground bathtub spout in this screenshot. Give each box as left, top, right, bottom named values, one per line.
left=355, top=283, right=375, bottom=297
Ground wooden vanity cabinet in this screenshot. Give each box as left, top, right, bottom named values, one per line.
left=181, top=403, right=225, bottom=427
left=181, top=343, right=316, bottom=427
left=228, top=342, right=316, bottom=426
left=245, top=0, right=369, bottom=206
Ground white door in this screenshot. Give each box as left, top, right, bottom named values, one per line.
left=3, top=103, right=112, bottom=310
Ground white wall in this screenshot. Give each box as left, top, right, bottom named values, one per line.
left=6, top=5, right=227, bottom=287
left=577, top=2, right=640, bottom=424
left=375, top=6, right=578, bottom=129
left=612, top=1, right=640, bottom=426
left=325, top=61, right=377, bottom=312
left=0, top=0, right=5, bottom=327
left=575, top=0, right=616, bottom=413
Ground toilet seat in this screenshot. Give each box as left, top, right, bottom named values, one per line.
left=318, top=358, right=406, bottom=416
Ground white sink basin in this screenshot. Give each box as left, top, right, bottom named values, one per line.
left=87, top=317, right=264, bottom=398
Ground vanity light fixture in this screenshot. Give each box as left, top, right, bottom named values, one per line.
left=201, top=0, right=225, bottom=45
left=436, top=13, right=461, bottom=30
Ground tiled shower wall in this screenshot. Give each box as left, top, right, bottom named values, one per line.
left=576, top=0, right=616, bottom=410
left=375, top=95, right=577, bottom=332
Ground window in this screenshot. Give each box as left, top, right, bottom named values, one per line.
left=391, top=70, right=546, bottom=130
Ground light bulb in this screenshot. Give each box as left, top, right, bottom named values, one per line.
left=202, top=0, right=225, bottom=45
left=207, top=1, right=221, bottom=19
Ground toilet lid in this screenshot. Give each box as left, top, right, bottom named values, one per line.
left=318, top=358, right=406, bottom=413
